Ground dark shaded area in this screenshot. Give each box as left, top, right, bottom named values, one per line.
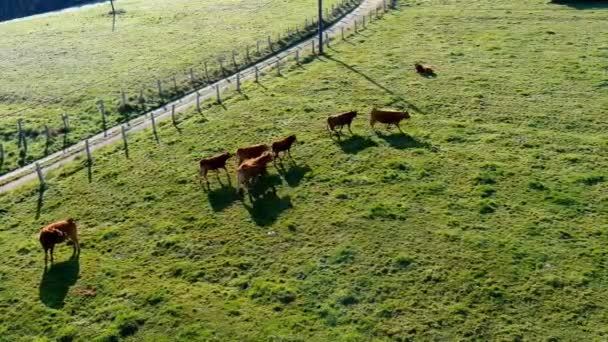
left=0, top=0, right=105, bottom=22
left=376, top=132, right=435, bottom=150
left=242, top=175, right=292, bottom=226
left=207, top=183, right=239, bottom=212
left=550, top=0, right=608, bottom=9
left=336, top=135, right=378, bottom=154
left=275, top=160, right=311, bottom=187
left=39, top=256, right=80, bottom=309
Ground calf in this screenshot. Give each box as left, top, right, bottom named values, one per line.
left=235, top=144, right=270, bottom=167
left=415, top=63, right=434, bottom=75
left=39, top=218, right=80, bottom=265
left=327, top=111, right=357, bottom=136
left=272, top=135, right=297, bottom=159
left=199, top=152, right=232, bottom=185
left=370, top=108, right=411, bottom=132
left=236, top=152, right=274, bottom=194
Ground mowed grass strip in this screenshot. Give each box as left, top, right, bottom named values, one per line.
left=0, top=0, right=347, bottom=175
left=0, top=0, right=607, bottom=340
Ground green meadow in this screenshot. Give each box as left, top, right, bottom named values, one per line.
left=0, top=0, right=607, bottom=340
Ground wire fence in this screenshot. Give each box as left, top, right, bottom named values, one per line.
left=0, top=0, right=398, bottom=190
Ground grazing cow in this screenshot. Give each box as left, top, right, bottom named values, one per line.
left=327, top=111, right=357, bottom=136
left=39, top=218, right=80, bottom=265
left=415, top=63, right=434, bottom=75
left=235, top=144, right=270, bottom=167
left=199, top=152, right=232, bottom=185
left=272, top=135, right=297, bottom=159
left=236, top=152, right=274, bottom=194
left=370, top=108, right=411, bottom=132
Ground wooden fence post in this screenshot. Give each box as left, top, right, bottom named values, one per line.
left=157, top=79, right=163, bottom=98
left=196, top=92, right=201, bottom=113
left=138, top=89, right=145, bottom=105
left=312, top=40, right=316, bottom=55
left=268, top=35, right=272, bottom=50
left=325, top=33, right=330, bottom=47
left=35, top=162, right=45, bottom=188
left=0, top=143, right=4, bottom=168
left=121, top=126, right=129, bottom=159
left=236, top=73, right=241, bottom=92
left=354, top=19, right=358, bottom=33
left=17, top=119, right=24, bottom=147
left=362, top=15, right=366, bottom=28
left=216, top=84, right=221, bottom=103
left=151, top=112, right=159, bottom=143
left=255, top=66, right=259, bottom=83
left=121, top=90, right=127, bottom=108
left=44, top=125, right=51, bottom=154
left=99, top=100, right=107, bottom=137
left=85, top=139, right=93, bottom=164
left=218, top=58, right=225, bottom=75
left=256, top=40, right=261, bottom=55
left=62, top=113, right=69, bottom=133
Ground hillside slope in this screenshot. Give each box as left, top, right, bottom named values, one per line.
left=0, top=0, right=607, bottom=340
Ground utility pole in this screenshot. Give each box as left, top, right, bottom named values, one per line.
left=318, top=0, right=324, bottom=55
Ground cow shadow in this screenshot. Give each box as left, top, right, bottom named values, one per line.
left=336, top=135, right=378, bottom=154
left=275, top=159, right=311, bottom=187
left=376, top=132, right=435, bottom=150
left=39, top=256, right=80, bottom=309
left=242, top=175, right=292, bottom=226
left=206, top=183, right=240, bottom=212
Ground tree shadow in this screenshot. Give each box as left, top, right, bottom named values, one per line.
left=325, top=55, right=424, bottom=113
left=550, top=0, right=608, bottom=9
left=376, top=132, right=435, bottom=150
left=39, top=256, right=80, bottom=309
left=242, top=175, right=292, bottom=226
left=336, top=134, right=378, bottom=154
left=275, top=160, right=311, bottom=187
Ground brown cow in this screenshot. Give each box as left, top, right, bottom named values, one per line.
left=272, top=135, right=296, bottom=159
left=39, top=218, right=80, bottom=265
left=415, top=63, right=434, bottom=75
left=199, top=152, right=232, bottom=185
left=370, top=108, right=411, bottom=132
left=236, top=152, right=273, bottom=194
left=327, top=111, right=357, bottom=136
left=235, top=144, right=270, bottom=167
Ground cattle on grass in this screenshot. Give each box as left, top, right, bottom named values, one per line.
left=272, top=135, right=297, bottom=160
left=236, top=152, right=273, bottom=194
left=235, top=144, right=270, bottom=167
left=199, top=152, right=232, bottom=185
left=327, top=111, right=357, bottom=136
left=415, top=63, right=434, bottom=75
left=39, top=218, right=79, bottom=265
left=370, top=108, right=411, bottom=132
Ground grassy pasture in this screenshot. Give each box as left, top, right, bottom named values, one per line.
left=1, top=0, right=607, bottom=340
left=0, top=0, right=347, bottom=174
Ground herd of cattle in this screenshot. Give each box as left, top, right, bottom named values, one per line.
left=38, top=64, right=432, bottom=265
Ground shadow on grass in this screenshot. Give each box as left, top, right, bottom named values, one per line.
left=36, top=185, right=45, bottom=220
left=376, top=132, right=435, bottom=150
left=325, top=55, right=424, bottom=113
left=550, top=0, right=608, bottom=9
left=336, top=134, right=378, bottom=154
left=207, top=183, right=240, bottom=212
left=39, top=256, right=79, bottom=309
left=275, top=160, right=311, bottom=187
left=242, top=175, right=292, bottom=226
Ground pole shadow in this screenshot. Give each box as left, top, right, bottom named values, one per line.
left=39, top=256, right=80, bottom=309
left=35, top=185, right=46, bottom=220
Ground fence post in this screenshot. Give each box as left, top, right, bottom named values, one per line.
left=157, top=79, right=163, bottom=98
left=99, top=100, right=107, bottom=137
left=362, top=15, right=366, bottom=28
left=196, top=92, right=201, bottom=113
left=0, top=143, right=4, bottom=168
left=246, top=46, right=250, bottom=62
left=312, top=40, right=316, bottom=55
left=62, top=113, right=69, bottom=133
left=236, top=73, right=241, bottom=92
left=216, top=84, right=221, bottom=103
left=256, top=40, right=261, bottom=55
left=35, top=162, right=45, bottom=188
left=171, top=104, right=177, bottom=126
left=138, top=89, right=145, bottom=104
left=151, top=112, right=159, bottom=143
left=354, top=19, right=358, bottom=33
left=189, top=68, right=195, bottom=86
left=305, top=18, right=308, bottom=28
left=172, top=75, right=178, bottom=93
left=17, top=119, right=24, bottom=147
left=232, top=51, right=238, bottom=70
left=218, top=58, right=225, bottom=75
left=85, top=139, right=93, bottom=164
left=204, top=62, right=210, bottom=82
left=44, top=125, right=51, bottom=154
left=121, top=126, right=129, bottom=159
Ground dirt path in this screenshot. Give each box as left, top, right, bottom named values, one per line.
left=0, top=0, right=389, bottom=194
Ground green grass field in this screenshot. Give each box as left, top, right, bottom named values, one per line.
left=0, top=0, right=348, bottom=175
left=1, top=0, right=607, bottom=340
